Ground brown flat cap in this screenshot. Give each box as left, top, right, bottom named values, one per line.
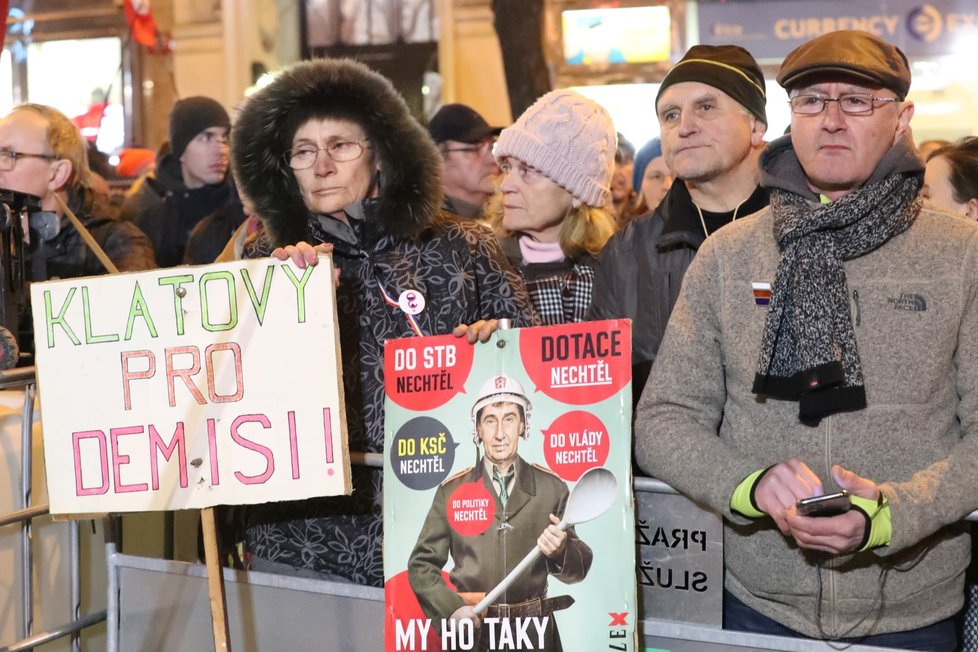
left=777, top=30, right=911, bottom=100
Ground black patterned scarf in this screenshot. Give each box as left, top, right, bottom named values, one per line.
left=752, top=172, right=922, bottom=425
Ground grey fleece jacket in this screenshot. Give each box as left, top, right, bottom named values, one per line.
left=636, top=134, right=978, bottom=638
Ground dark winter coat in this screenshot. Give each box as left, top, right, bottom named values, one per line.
left=120, top=154, right=240, bottom=267
left=231, top=58, right=536, bottom=586
left=34, top=187, right=156, bottom=280
left=587, top=180, right=769, bottom=401
left=183, top=194, right=248, bottom=265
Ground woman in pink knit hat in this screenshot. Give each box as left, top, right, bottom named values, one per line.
left=489, top=89, right=618, bottom=325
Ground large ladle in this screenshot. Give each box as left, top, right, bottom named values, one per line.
left=473, top=467, right=619, bottom=615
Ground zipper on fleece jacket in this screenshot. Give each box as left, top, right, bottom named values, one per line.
left=851, top=289, right=861, bottom=327
left=824, top=557, right=839, bottom=636
left=825, top=415, right=839, bottom=635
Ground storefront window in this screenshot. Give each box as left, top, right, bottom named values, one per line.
left=910, top=54, right=978, bottom=141
left=305, top=0, right=436, bottom=47
left=570, top=83, right=661, bottom=151
left=25, top=37, right=124, bottom=155
left=694, top=0, right=978, bottom=142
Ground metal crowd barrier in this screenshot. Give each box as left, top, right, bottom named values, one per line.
left=0, top=366, right=107, bottom=652
left=105, top=463, right=931, bottom=652
left=4, top=360, right=976, bottom=651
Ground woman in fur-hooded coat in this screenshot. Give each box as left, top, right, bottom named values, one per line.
left=231, top=58, right=535, bottom=586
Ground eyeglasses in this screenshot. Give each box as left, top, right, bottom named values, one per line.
left=788, top=94, right=899, bottom=115
left=443, top=146, right=480, bottom=154
left=0, top=149, right=57, bottom=171
left=499, top=158, right=544, bottom=182
left=441, top=139, right=494, bottom=155
left=285, top=139, right=370, bottom=170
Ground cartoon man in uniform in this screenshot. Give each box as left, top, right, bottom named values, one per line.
left=408, top=375, right=593, bottom=651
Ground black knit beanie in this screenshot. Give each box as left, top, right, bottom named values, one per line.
left=169, top=96, right=231, bottom=160
left=656, top=44, right=767, bottom=125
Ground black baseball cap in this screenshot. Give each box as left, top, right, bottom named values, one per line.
left=427, top=104, right=503, bottom=144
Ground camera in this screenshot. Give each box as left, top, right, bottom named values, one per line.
left=0, top=188, right=49, bottom=367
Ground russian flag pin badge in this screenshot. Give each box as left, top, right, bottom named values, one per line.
left=752, top=282, right=772, bottom=306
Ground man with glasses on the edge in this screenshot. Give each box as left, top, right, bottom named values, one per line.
left=0, top=103, right=155, bottom=279
left=428, top=103, right=503, bottom=222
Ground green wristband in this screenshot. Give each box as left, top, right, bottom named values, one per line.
left=730, top=468, right=767, bottom=518
left=851, top=494, right=891, bottom=551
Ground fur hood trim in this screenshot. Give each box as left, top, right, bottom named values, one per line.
left=230, top=58, right=443, bottom=247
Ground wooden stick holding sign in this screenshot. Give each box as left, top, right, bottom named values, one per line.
left=54, top=195, right=239, bottom=647
left=201, top=507, right=232, bottom=651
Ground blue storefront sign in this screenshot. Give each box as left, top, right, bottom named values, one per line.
left=697, top=0, right=978, bottom=60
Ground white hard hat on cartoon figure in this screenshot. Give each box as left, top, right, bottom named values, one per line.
left=471, top=374, right=533, bottom=442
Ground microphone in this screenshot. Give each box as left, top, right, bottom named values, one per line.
left=0, top=325, right=19, bottom=370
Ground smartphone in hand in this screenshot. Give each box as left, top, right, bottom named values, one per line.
left=795, top=490, right=851, bottom=517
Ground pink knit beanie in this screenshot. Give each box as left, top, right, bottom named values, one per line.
left=495, top=89, right=617, bottom=207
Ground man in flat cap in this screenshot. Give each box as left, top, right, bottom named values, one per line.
left=428, top=103, right=503, bottom=221
left=636, top=30, right=976, bottom=650
left=588, top=44, right=770, bottom=402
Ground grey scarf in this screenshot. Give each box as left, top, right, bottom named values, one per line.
left=752, top=172, right=922, bottom=425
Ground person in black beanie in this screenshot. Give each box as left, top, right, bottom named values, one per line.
left=120, top=95, right=246, bottom=266
left=588, top=43, right=771, bottom=402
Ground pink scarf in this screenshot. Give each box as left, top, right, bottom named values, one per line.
left=518, top=236, right=565, bottom=264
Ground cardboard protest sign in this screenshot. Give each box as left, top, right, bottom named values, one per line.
left=31, top=257, right=350, bottom=514
left=383, top=320, right=636, bottom=652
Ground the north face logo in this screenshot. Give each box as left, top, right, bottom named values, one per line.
left=887, top=293, right=927, bottom=311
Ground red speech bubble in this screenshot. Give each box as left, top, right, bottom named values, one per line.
left=385, top=334, right=475, bottom=411
left=385, top=569, right=453, bottom=652
left=519, top=320, right=631, bottom=405
left=447, top=481, right=495, bottom=537
left=542, top=411, right=610, bottom=481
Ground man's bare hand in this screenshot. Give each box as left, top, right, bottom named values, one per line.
left=831, top=464, right=881, bottom=503
left=787, top=464, right=882, bottom=554
left=754, top=458, right=823, bottom=535
left=453, top=319, right=499, bottom=344
left=537, top=513, right=567, bottom=558
left=785, top=508, right=867, bottom=554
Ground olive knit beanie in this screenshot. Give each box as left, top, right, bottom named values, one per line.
left=656, top=44, right=767, bottom=125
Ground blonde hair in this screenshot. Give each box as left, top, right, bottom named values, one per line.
left=487, top=191, right=616, bottom=259
left=12, top=103, right=91, bottom=190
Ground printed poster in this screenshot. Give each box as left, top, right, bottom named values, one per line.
left=31, top=256, right=351, bottom=514
left=383, top=320, right=635, bottom=651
